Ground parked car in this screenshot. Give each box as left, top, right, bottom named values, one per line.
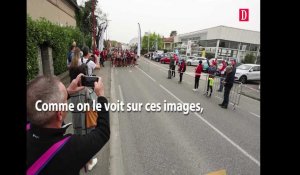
left=202, top=60, right=209, bottom=73
left=235, top=64, right=260, bottom=84
left=160, top=53, right=178, bottom=64
left=185, top=56, right=195, bottom=66
left=186, top=57, right=206, bottom=66
left=179, top=55, right=187, bottom=61
left=153, top=53, right=164, bottom=62
left=160, top=56, right=170, bottom=64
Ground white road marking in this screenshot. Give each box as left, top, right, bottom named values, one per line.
left=159, top=83, right=260, bottom=167
left=138, top=59, right=260, bottom=166
left=136, top=66, right=156, bottom=82
left=159, top=84, right=183, bottom=103
left=249, top=112, right=260, bottom=118
left=118, top=85, right=124, bottom=102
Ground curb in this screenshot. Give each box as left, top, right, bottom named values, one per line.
left=240, top=92, right=260, bottom=101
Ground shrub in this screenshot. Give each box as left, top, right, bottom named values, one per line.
left=27, top=16, right=90, bottom=81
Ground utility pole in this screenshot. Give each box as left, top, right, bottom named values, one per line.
left=92, top=0, right=96, bottom=52
left=148, top=33, right=150, bottom=53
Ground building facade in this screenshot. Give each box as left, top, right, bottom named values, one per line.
left=163, top=36, right=174, bottom=51
left=27, top=0, right=79, bottom=27
left=174, top=26, right=260, bottom=63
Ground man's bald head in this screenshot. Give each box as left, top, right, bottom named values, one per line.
left=27, top=76, right=67, bottom=127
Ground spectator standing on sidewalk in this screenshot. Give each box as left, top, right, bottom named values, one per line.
left=100, top=49, right=105, bottom=67
left=67, top=45, right=76, bottom=67
left=69, top=47, right=82, bottom=82
left=178, top=59, right=186, bottom=83
left=169, top=56, right=176, bottom=78
left=211, top=58, right=217, bottom=67
left=205, top=65, right=217, bottom=95
left=69, top=70, right=99, bottom=170
left=217, top=60, right=227, bottom=92
left=193, top=60, right=203, bottom=91
left=27, top=74, right=110, bottom=174
left=206, top=75, right=214, bottom=97
left=219, top=66, right=235, bottom=109
left=78, top=46, right=100, bottom=76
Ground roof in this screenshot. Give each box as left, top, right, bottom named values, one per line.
left=163, top=37, right=174, bottom=43
left=178, top=25, right=259, bottom=37
left=67, top=0, right=80, bottom=10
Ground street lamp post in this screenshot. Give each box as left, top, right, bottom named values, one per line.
left=148, top=33, right=150, bottom=53
left=92, top=0, right=96, bottom=52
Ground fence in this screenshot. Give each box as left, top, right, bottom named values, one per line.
left=197, top=73, right=242, bottom=110
left=141, top=57, right=256, bottom=110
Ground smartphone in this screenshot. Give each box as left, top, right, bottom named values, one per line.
left=81, top=75, right=99, bottom=87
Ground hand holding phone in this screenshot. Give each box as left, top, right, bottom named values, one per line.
left=81, top=75, right=99, bottom=87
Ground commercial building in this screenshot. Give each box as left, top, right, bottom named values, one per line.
left=174, top=25, right=260, bottom=63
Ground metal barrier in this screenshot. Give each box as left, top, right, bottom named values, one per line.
left=201, top=74, right=243, bottom=110
left=187, top=72, right=243, bottom=110
left=142, top=57, right=245, bottom=110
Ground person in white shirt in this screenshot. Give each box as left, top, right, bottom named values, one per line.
left=78, top=46, right=100, bottom=76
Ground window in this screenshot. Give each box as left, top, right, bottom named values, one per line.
left=252, top=66, right=260, bottom=71
left=237, top=64, right=252, bottom=70
left=207, top=40, right=217, bottom=47
left=198, top=40, right=207, bottom=47
left=250, top=44, right=258, bottom=51
left=230, top=42, right=239, bottom=49
left=219, top=41, right=225, bottom=47
left=219, top=40, right=230, bottom=48
left=240, top=43, right=250, bottom=50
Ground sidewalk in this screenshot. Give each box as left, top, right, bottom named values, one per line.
left=61, top=61, right=111, bottom=175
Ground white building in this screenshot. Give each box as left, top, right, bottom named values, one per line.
left=174, top=25, right=260, bottom=63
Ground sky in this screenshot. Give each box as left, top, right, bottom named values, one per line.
left=77, top=0, right=260, bottom=44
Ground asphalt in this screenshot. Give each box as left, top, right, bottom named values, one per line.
left=110, top=57, right=260, bottom=175
left=61, top=57, right=260, bottom=174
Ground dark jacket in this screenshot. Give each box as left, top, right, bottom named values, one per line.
left=69, top=67, right=80, bottom=83
left=207, top=66, right=216, bottom=75
left=27, top=96, right=110, bottom=175
left=169, top=58, right=175, bottom=69
left=225, top=67, right=236, bottom=87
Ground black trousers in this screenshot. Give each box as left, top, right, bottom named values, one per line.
left=194, top=76, right=200, bottom=89
left=179, top=73, right=183, bottom=82
left=100, top=59, right=104, bottom=67
left=171, top=66, right=175, bottom=77
left=222, top=85, right=233, bottom=107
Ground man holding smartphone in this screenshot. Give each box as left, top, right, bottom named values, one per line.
left=79, top=46, right=101, bottom=76
left=27, top=74, right=110, bottom=174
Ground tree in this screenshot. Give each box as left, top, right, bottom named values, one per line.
left=170, top=31, right=177, bottom=37
left=242, top=53, right=256, bottom=64
left=142, top=32, right=163, bottom=52
left=75, top=0, right=107, bottom=47
left=255, top=56, right=260, bottom=64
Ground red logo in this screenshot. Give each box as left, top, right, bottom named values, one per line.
left=239, top=9, right=249, bottom=21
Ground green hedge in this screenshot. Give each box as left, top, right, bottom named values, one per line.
left=27, top=16, right=90, bottom=81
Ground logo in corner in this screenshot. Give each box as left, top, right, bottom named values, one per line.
left=239, top=9, right=249, bottom=22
